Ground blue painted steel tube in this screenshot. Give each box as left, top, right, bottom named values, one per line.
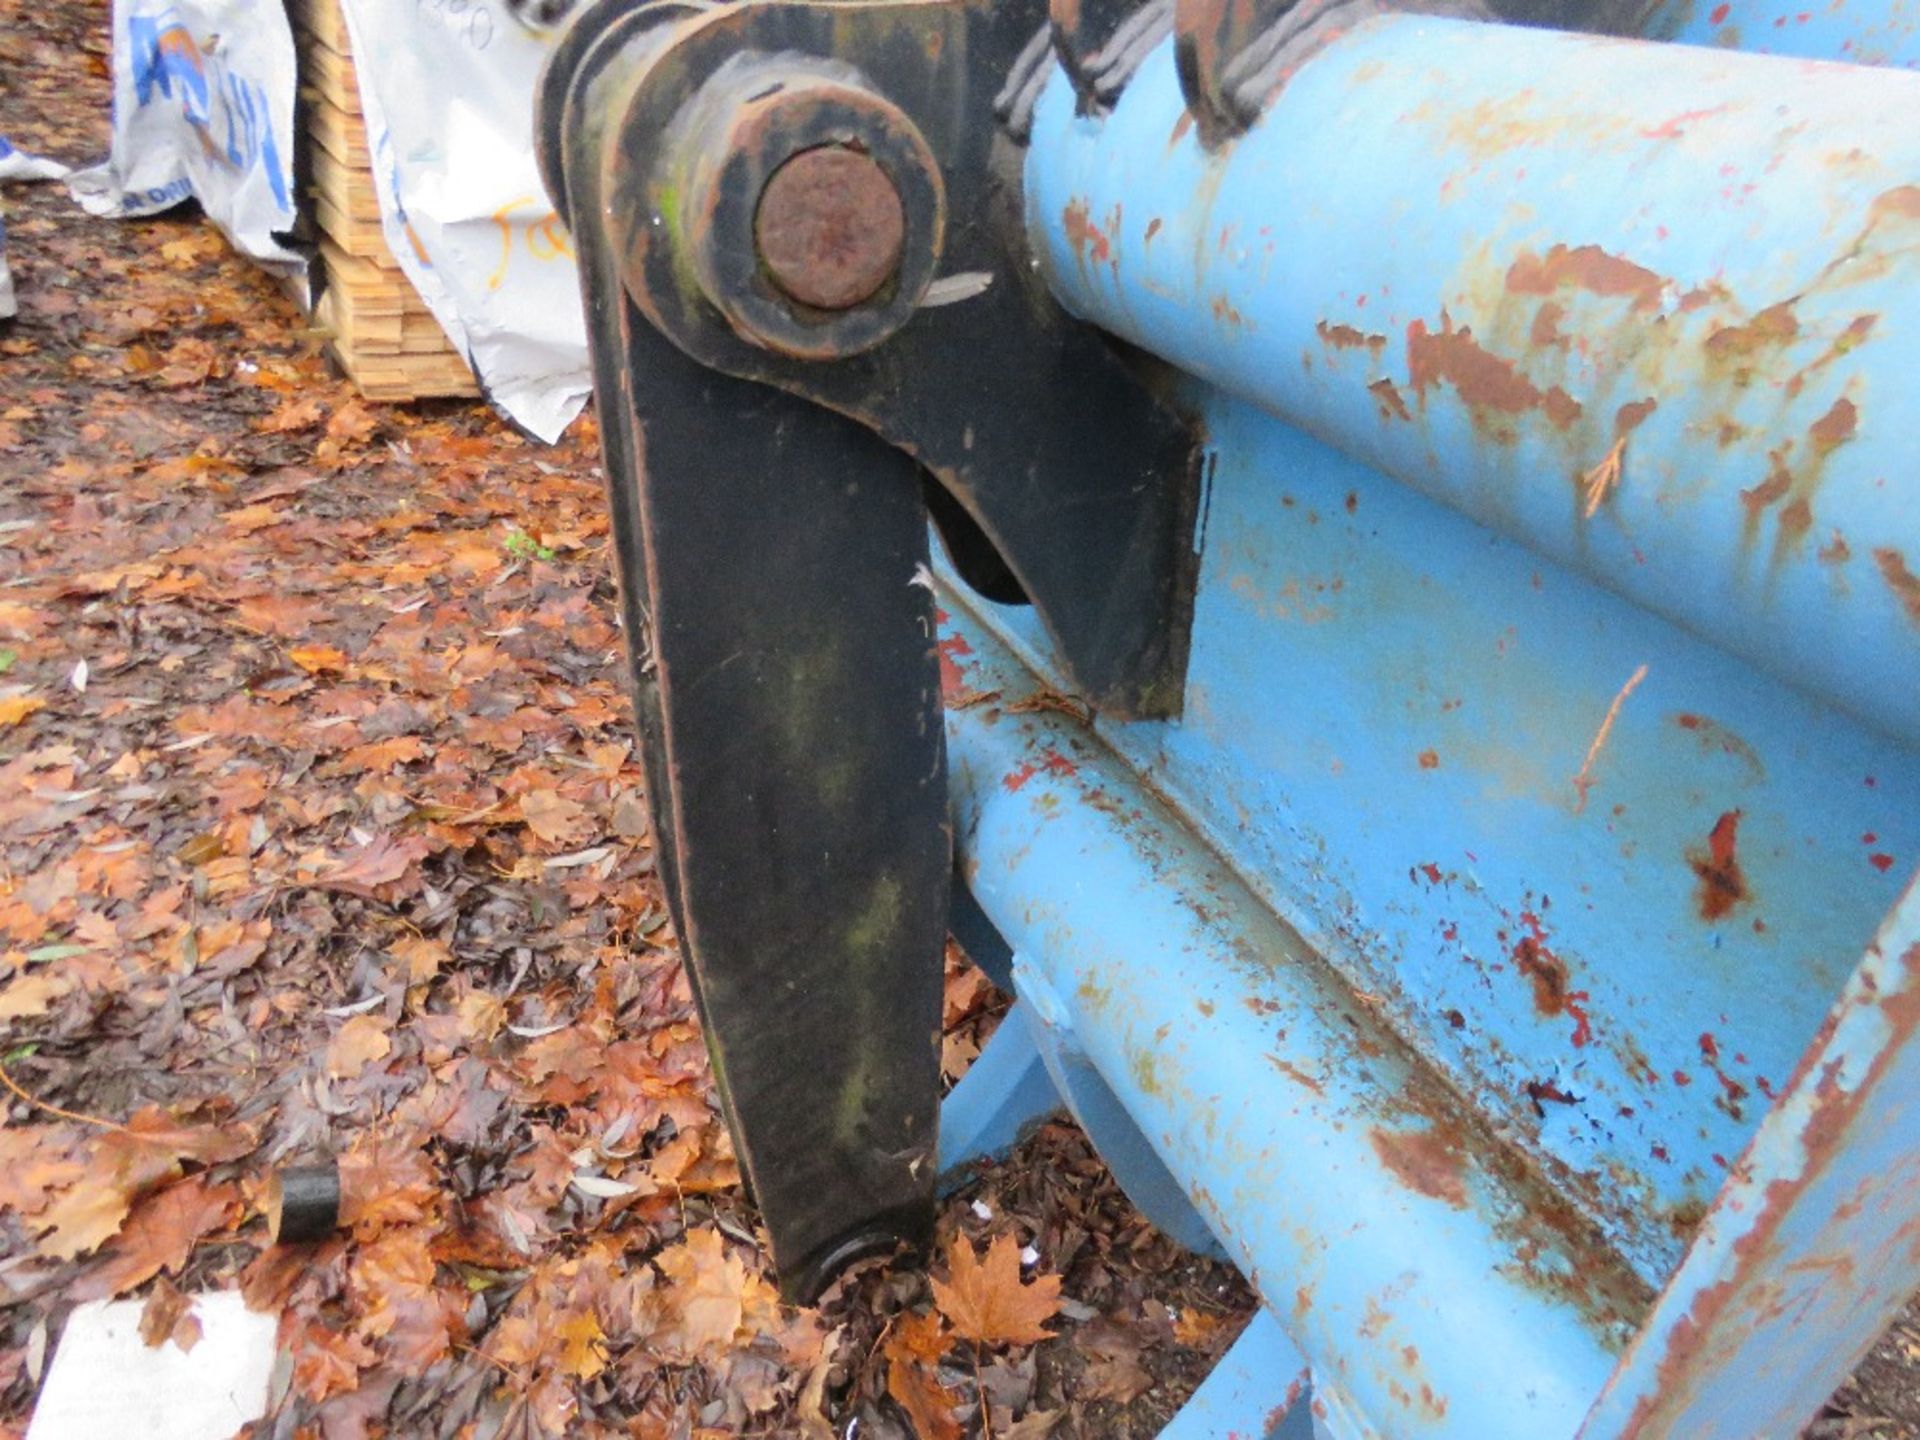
left=1022, top=20, right=1920, bottom=745
left=939, top=594, right=1645, bottom=1439
left=1638, top=0, right=1920, bottom=69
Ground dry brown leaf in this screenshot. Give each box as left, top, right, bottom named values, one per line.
left=0, top=970, right=75, bottom=1020
left=288, top=644, right=348, bottom=675
left=257, top=393, right=329, bottom=433
left=389, top=935, right=449, bottom=986
left=1171, top=1306, right=1231, bottom=1350
left=0, top=1127, right=88, bottom=1216
left=556, top=1308, right=609, bottom=1380
left=312, top=834, right=430, bottom=898
left=33, top=1109, right=254, bottom=1260
left=520, top=788, right=589, bottom=845
left=339, top=1131, right=440, bottom=1231
left=0, top=695, right=46, bottom=727
left=1074, top=1318, right=1154, bottom=1404
left=325, top=401, right=380, bottom=445
left=653, top=1228, right=751, bottom=1362
left=139, top=1275, right=203, bottom=1351
left=453, top=989, right=505, bottom=1045
left=78, top=1176, right=241, bottom=1297
left=327, top=1013, right=393, bottom=1080
left=931, top=1233, right=1062, bottom=1346
left=34, top=1177, right=140, bottom=1260
left=883, top=1310, right=962, bottom=1440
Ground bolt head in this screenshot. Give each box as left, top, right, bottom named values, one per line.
left=754, top=146, right=906, bottom=312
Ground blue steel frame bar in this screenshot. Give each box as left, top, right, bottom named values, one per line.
left=924, top=11, right=1920, bottom=1439
left=1640, top=0, right=1920, bottom=69
left=1022, top=18, right=1920, bottom=748
left=941, top=596, right=1639, bottom=1437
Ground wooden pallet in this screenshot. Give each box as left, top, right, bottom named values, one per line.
left=289, top=0, right=478, bottom=401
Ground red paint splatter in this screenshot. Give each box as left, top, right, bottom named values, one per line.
left=1420, top=862, right=1444, bottom=884
left=1699, top=1032, right=1719, bottom=1061
left=936, top=629, right=974, bottom=698
left=1709, top=2, right=1729, bottom=20
left=1004, top=748, right=1077, bottom=793
left=1863, top=832, right=1878, bottom=844
left=1642, top=104, right=1732, bottom=140
left=1673, top=1070, right=1693, bottom=1086
left=1869, top=853, right=1896, bottom=872
left=1652, top=1144, right=1671, bottom=1162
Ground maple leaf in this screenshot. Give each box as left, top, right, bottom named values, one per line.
left=389, top=935, right=449, bottom=986
left=325, top=401, right=380, bottom=445
left=883, top=1310, right=962, bottom=1440
left=556, top=1308, right=609, bottom=1380
left=139, top=1275, right=203, bottom=1351
left=652, top=1228, right=751, bottom=1362
left=76, top=1176, right=241, bottom=1298
left=0, top=970, right=75, bottom=1019
left=0, top=1126, right=87, bottom=1216
left=0, top=695, right=45, bottom=727
left=287, top=1313, right=379, bottom=1403
left=33, top=1108, right=255, bottom=1260
left=257, top=393, right=329, bottom=433
left=931, top=1233, right=1062, bottom=1346
left=311, top=833, right=431, bottom=898
left=1074, top=1318, right=1154, bottom=1403
left=327, top=1013, right=393, bottom=1080
left=288, top=644, right=348, bottom=675
left=338, top=1130, right=440, bottom=1231
left=453, top=988, right=505, bottom=1044
left=350, top=1228, right=453, bottom=1373
left=520, top=788, right=589, bottom=845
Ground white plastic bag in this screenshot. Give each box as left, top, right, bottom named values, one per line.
left=68, top=0, right=303, bottom=279
left=335, top=0, right=591, bottom=441
left=1, top=138, right=75, bottom=321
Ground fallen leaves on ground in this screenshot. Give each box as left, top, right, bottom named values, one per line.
left=885, top=1310, right=965, bottom=1440
left=934, top=1232, right=1063, bottom=1346
left=0, top=7, right=1274, bottom=1437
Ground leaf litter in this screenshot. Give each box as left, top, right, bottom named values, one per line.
left=1, top=6, right=1913, bottom=1440
left=0, top=8, right=1266, bottom=1437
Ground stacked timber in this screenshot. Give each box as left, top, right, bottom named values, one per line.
left=288, top=0, right=478, bottom=401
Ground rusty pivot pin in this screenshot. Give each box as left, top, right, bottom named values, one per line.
left=645, top=58, right=947, bottom=361
left=755, top=145, right=908, bottom=313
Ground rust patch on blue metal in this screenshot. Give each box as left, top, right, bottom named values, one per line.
left=1875, top=549, right=1920, bottom=625
left=1369, top=1123, right=1470, bottom=1208
left=1688, top=809, right=1751, bottom=922
left=1370, top=377, right=1412, bottom=422
left=1704, top=300, right=1801, bottom=369
left=1317, top=320, right=1387, bottom=353
left=1510, top=908, right=1594, bottom=1048
left=1406, top=312, right=1583, bottom=435
left=1504, top=243, right=1667, bottom=312
left=1672, top=712, right=1765, bottom=779
left=1061, top=199, right=1112, bottom=266
left=1617, top=941, right=1920, bottom=1435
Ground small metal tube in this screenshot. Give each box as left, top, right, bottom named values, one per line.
left=1023, top=19, right=1920, bottom=745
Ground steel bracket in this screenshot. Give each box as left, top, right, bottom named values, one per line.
left=538, top=0, right=1202, bottom=1301
left=589, top=0, right=1204, bottom=717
